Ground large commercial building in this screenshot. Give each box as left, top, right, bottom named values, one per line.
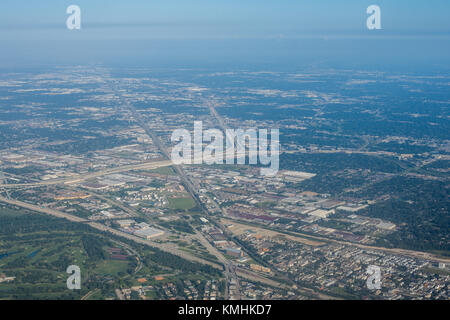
left=134, top=227, right=165, bottom=239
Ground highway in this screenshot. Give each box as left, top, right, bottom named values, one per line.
left=0, top=195, right=221, bottom=269
left=109, top=81, right=244, bottom=296
left=111, top=86, right=337, bottom=299
left=0, top=74, right=342, bottom=299
left=224, top=217, right=450, bottom=265
left=0, top=193, right=315, bottom=297
left=0, top=171, right=10, bottom=199
left=0, top=76, right=299, bottom=298
left=107, top=80, right=307, bottom=298
left=193, top=230, right=241, bottom=299
left=0, top=196, right=89, bottom=223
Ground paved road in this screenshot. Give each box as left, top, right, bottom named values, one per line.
left=0, top=77, right=307, bottom=299
left=0, top=196, right=89, bottom=223
left=0, top=192, right=338, bottom=299
left=78, top=187, right=140, bottom=218
left=0, top=171, right=10, bottom=199
left=193, top=230, right=241, bottom=299
left=106, top=79, right=310, bottom=298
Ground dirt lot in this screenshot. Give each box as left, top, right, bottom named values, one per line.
left=221, top=218, right=324, bottom=247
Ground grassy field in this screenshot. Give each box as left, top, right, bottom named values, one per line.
left=148, top=166, right=176, bottom=175
left=168, top=197, right=196, bottom=211
left=95, top=260, right=130, bottom=276
left=0, top=204, right=222, bottom=300
left=0, top=205, right=133, bottom=299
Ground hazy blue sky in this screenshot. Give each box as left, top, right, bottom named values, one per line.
left=1, top=0, right=450, bottom=36
left=0, top=1, right=449, bottom=69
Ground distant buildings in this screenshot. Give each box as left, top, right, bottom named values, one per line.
left=337, top=204, right=368, bottom=212
left=225, top=247, right=244, bottom=258
left=308, top=209, right=335, bottom=219
left=115, top=219, right=136, bottom=228
left=0, top=274, right=15, bottom=283
left=250, top=264, right=271, bottom=274
left=134, top=227, right=165, bottom=239
left=115, top=219, right=164, bottom=239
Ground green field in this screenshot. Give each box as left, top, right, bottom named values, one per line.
left=168, top=197, right=196, bottom=211
left=95, top=260, right=130, bottom=276
left=148, top=166, right=176, bottom=175
left=0, top=203, right=222, bottom=300
left=0, top=205, right=132, bottom=299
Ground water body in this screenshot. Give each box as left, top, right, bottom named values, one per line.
left=28, top=249, right=41, bottom=258
left=0, top=251, right=17, bottom=260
